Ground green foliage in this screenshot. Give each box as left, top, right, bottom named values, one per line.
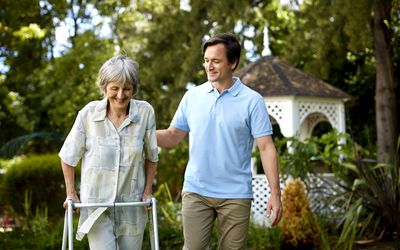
left=247, top=223, right=283, bottom=250
left=0, top=0, right=64, bottom=143
left=156, top=143, right=189, bottom=199
left=19, top=190, right=49, bottom=231
left=0, top=215, right=89, bottom=250
left=277, top=0, right=380, bottom=150
left=150, top=183, right=184, bottom=248
left=285, top=0, right=399, bottom=161
left=279, top=132, right=400, bottom=247
left=0, top=154, right=77, bottom=219
left=337, top=198, right=364, bottom=250
left=12, top=23, right=46, bottom=40
left=279, top=178, right=320, bottom=248
left=276, top=130, right=355, bottom=180
left=336, top=143, right=400, bottom=248
left=313, top=213, right=338, bottom=250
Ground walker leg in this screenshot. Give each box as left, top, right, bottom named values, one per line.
left=151, top=197, right=159, bottom=250
left=61, top=211, right=68, bottom=250
left=149, top=209, right=155, bottom=250
left=67, top=200, right=74, bottom=250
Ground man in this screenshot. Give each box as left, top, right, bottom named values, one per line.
left=157, top=33, right=282, bottom=249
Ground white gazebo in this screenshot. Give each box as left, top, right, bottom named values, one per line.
left=235, top=56, right=351, bottom=225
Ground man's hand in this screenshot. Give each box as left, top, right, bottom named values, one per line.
left=266, top=194, right=282, bottom=227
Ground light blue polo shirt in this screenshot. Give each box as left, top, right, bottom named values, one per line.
left=171, top=77, right=273, bottom=199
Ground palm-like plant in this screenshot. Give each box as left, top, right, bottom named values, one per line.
left=336, top=137, right=400, bottom=249
left=0, top=131, right=64, bottom=159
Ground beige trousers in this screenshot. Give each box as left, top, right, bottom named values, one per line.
left=182, top=192, right=251, bottom=250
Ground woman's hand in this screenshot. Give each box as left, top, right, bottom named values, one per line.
left=63, top=192, right=81, bottom=213
left=142, top=191, right=153, bottom=211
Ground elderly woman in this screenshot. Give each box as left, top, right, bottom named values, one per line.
left=59, top=55, right=158, bottom=250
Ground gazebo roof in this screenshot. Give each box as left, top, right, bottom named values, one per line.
left=234, top=56, right=351, bottom=100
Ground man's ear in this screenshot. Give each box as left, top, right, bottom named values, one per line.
left=230, top=60, right=238, bottom=70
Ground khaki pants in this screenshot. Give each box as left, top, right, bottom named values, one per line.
left=182, top=192, right=251, bottom=250
left=87, top=211, right=144, bottom=250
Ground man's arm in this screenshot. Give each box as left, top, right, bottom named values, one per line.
left=156, top=125, right=188, bottom=148
left=256, top=135, right=282, bottom=226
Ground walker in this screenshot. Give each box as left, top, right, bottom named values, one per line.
left=61, top=197, right=159, bottom=250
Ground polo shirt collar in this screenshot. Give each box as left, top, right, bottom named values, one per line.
left=93, top=98, right=139, bottom=123
left=229, top=77, right=242, bottom=97
left=204, top=77, right=243, bottom=97
left=204, top=82, right=214, bottom=93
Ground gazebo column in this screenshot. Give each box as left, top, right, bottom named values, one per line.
left=265, top=97, right=298, bottom=138
left=337, top=103, right=346, bottom=145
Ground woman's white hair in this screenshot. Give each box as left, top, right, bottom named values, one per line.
left=98, top=55, right=140, bottom=96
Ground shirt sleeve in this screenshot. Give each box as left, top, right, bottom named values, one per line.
left=171, top=91, right=190, bottom=132
left=250, top=97, right=273, bottom=138
left=58, top=110, right=86, bottom=166
left=144, top=105, right=159, bottom=162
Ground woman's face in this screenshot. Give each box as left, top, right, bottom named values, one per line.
left=105, top=81, right=133, bottom=111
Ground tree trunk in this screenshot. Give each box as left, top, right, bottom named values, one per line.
left=373, top=0, right=398, bottom=163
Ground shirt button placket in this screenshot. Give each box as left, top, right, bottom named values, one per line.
left=114, top=136, right=121, bottom=198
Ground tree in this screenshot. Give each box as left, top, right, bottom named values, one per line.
left=0, top=0, right=59, bottom=144
left=276, top=0, right=399, bottom=162
left=0, top=0, right=109, bottom=145
left=372, top=0, right=398, bottom=162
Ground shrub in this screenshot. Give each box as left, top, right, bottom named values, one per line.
left=0, top=215, right=89, bottom=250
left=247, top=223, right=283, bottom=249
left=279, top=178, right=320, bottom=249
left=0, top=154, right=79, bottom=220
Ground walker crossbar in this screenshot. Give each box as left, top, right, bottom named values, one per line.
left=61, top=197, right=159, bottom=250
left=74, top=200, right=152, bottom=208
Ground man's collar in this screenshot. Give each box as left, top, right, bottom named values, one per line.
left=228, top=77, right=242, bottom=96
left=204, top=77, right=242, bottom=96
left=204, top=82, right=214, bottom=93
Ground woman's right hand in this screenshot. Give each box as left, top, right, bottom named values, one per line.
left=63, top=192, right=81, bottom=213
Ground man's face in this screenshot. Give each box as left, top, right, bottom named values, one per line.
left=204, top=43, right=236, bottom=85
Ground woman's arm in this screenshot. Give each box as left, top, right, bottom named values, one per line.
left=61, top=160, right=80, bottom=210
left=142, top=159, right=157, bottom=203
